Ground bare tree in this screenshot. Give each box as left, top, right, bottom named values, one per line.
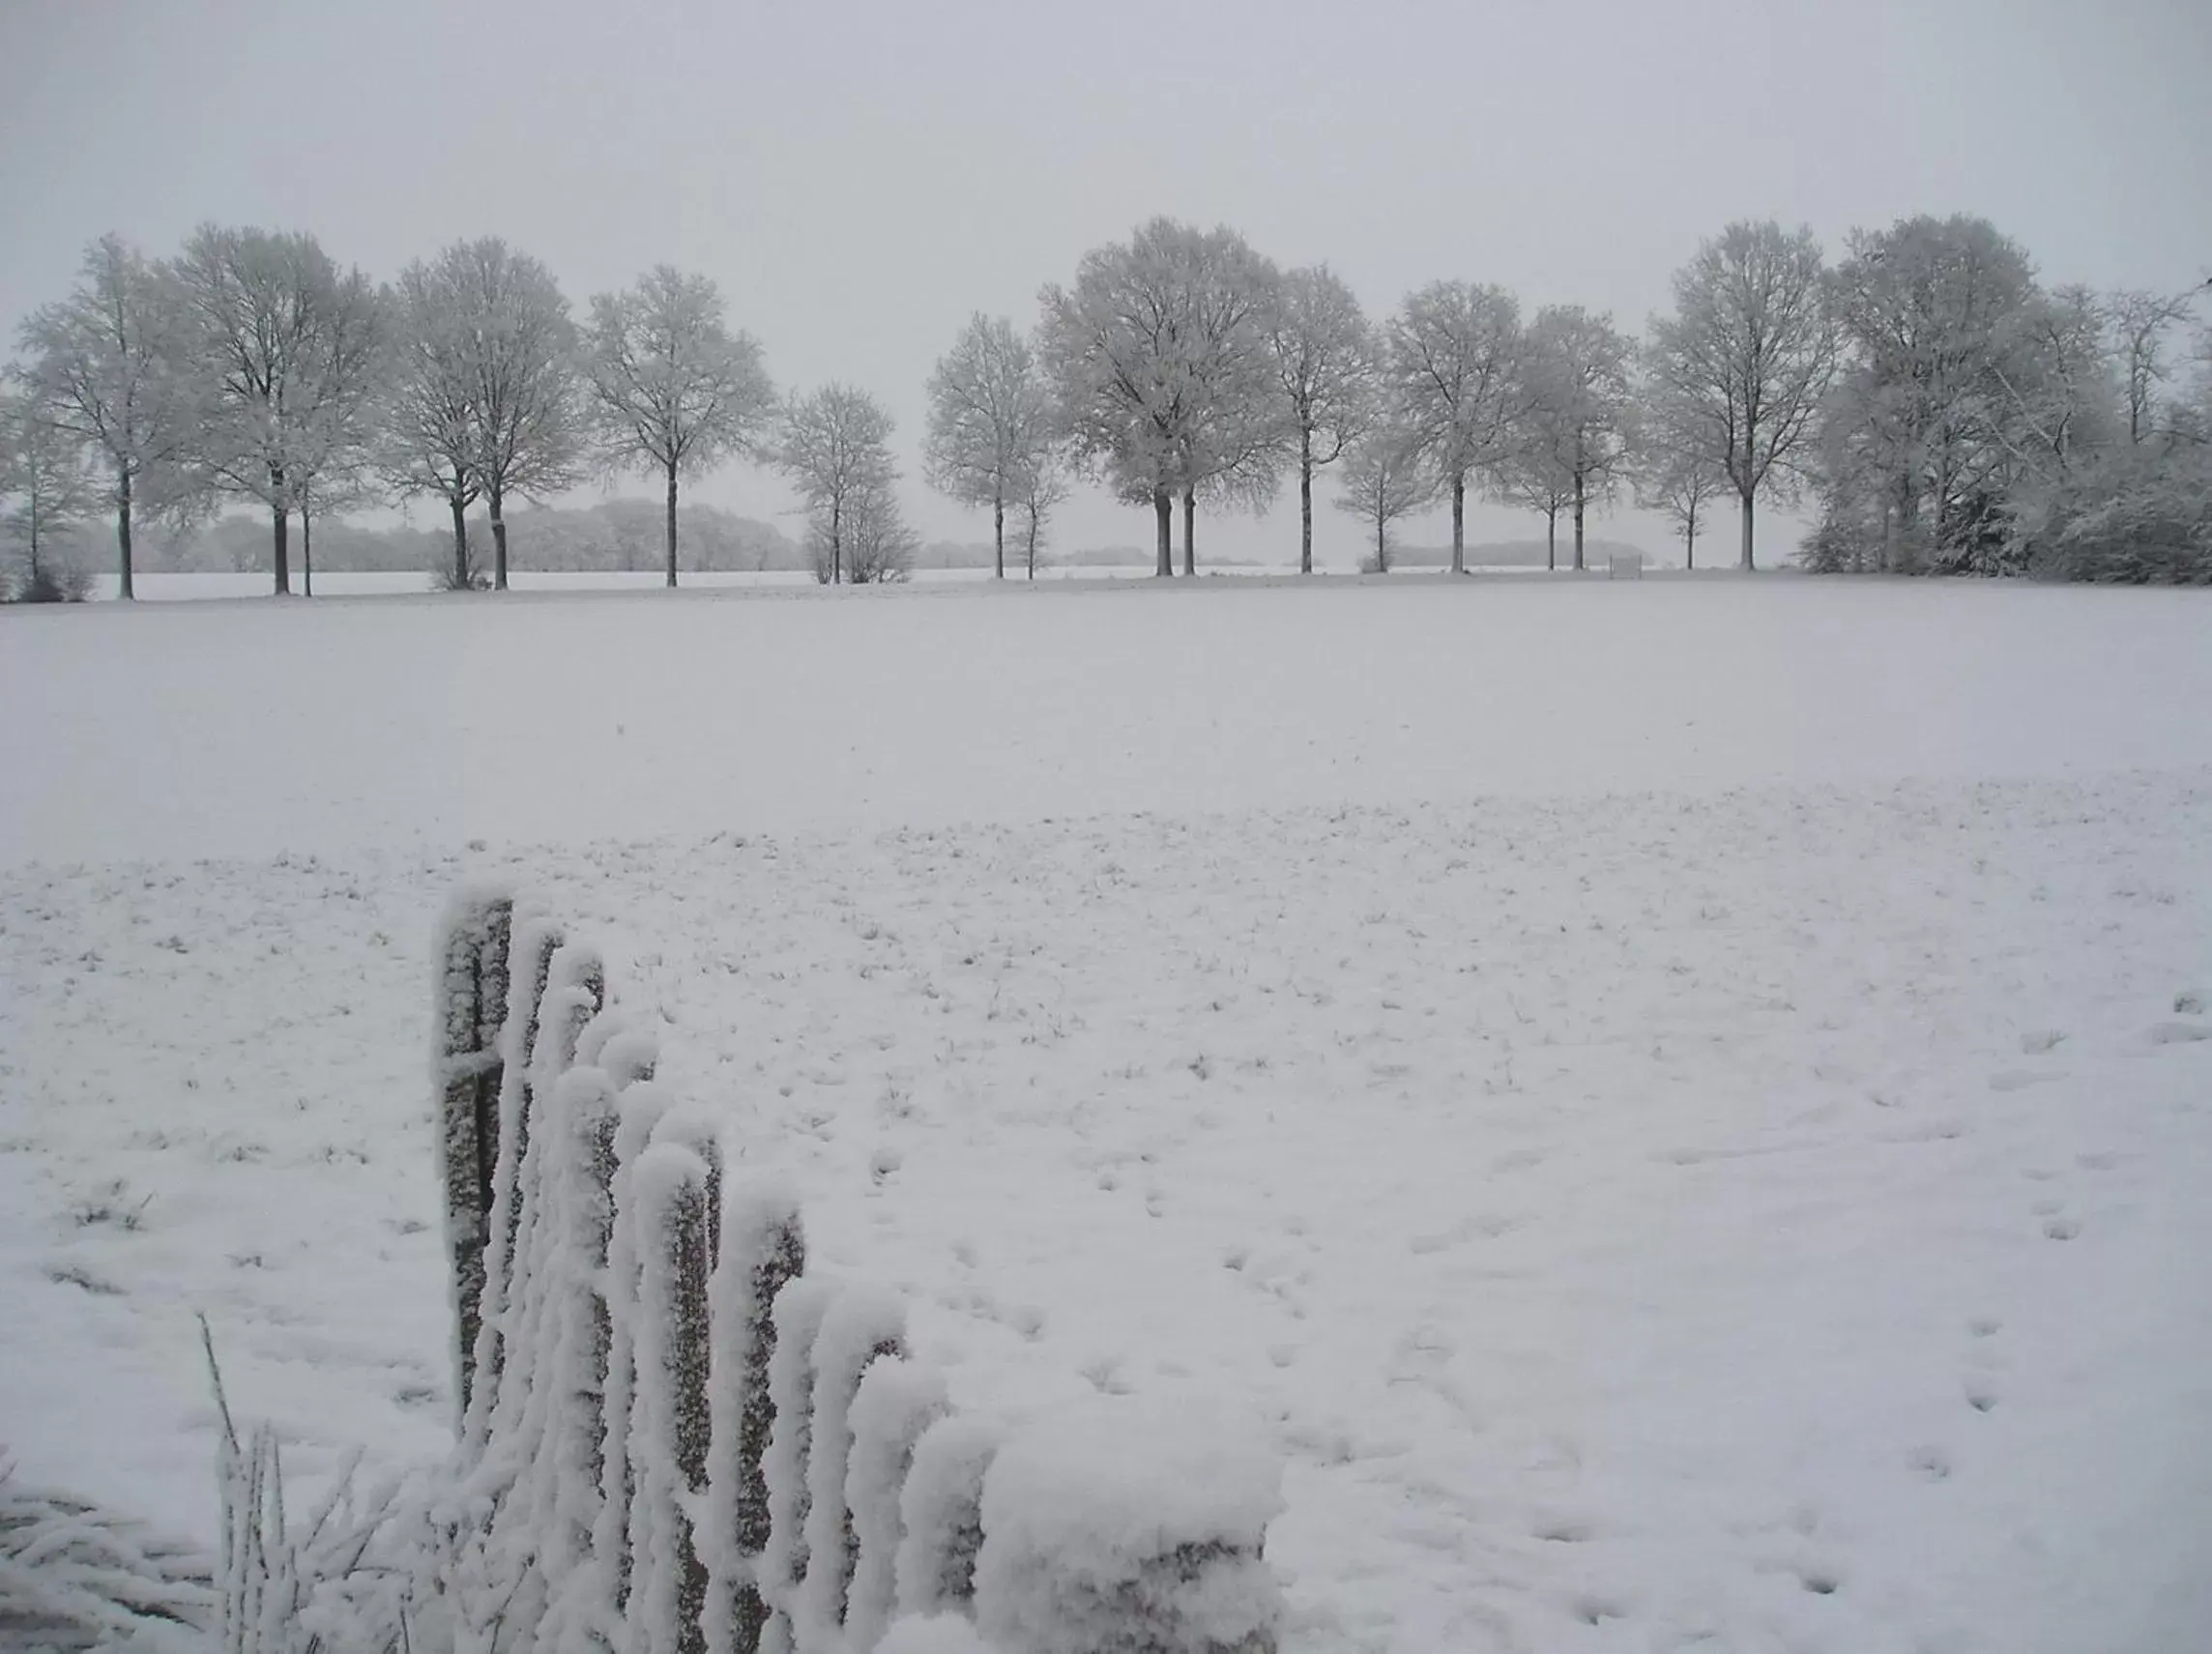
left=171, top=225, right=382, bottom=595
left=1632, top=390, right=1729, bottom=569
left=584, top=266, right=775, bottom=588
left=1333, top=423, right=1435, bottom=573
left=923, top=314, right=1055, bottom=579
left=832, top=482, right=919, bottom=585
left=15, top=234, right=202, bottom=599
left=1385, top=281, right=1525, bottom=575
left=455, top=241, right=582, bottom=589
left=379, top=256, right=484, bottom=590
left=1264, top=266, right=1376, bottom=574
left=1646, top=220, right=1836, bottom=569
left=1016, top=449, right=1068, bottom=580
left=1037, top=218, right=1276, bottom=577
left=1515, top=307, right=1635, bottom=571
left=289, top=275, right=386, bottom=597
left=779, top=385, right=899, bottom=585
left=1, top=379, right=99, bottom=599
left=2107, top=282, right=2211, bottom=446
left=1498, top=417, right=1574, bottom=570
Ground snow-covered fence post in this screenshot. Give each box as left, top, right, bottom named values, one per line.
left=760, top=1278, right=836, bottom=1654
left=892, top=1416, right=1002, bottom=1619
left=464, top=914, right=566, bottom=1452
left=539, top=942, right=608, bottom=1077
left=974, top=1403, right=1286, bottom=1654
left=801, top=1289, right=907, bottom=1642
left=844, top=1360, right=950, bottom=1651
left=627, top=1142, right=717, bottom=1654
left=435, top=886, right=514, bottom=1426
left=709, top=1180, right=806, bottom=1654
left=529, top=1063, right=623, bottom=1651
left=591, top=1076, right=678, bottom=1617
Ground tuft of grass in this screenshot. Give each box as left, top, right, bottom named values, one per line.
left=68, top=1179, right=153, bottom=1233
left=46, top=1262, right=125, bottom=1295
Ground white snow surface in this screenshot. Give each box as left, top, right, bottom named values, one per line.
left=975, top=1397, right=1285, bottom=1654
left=2, top=579, right=2211, bottom=1653
left=980, top=1396, right=1282, bottom=1567
left=873, top=1614, right=995, bottom=1654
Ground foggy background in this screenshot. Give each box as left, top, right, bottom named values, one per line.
left=3, top=0, right=2205, bottom=566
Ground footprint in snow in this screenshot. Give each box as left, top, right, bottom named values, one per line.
left=2145, top=1021, right=2211, bottom=1045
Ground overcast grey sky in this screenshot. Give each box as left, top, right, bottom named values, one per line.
left=4, top=0, right=2207, bottom=566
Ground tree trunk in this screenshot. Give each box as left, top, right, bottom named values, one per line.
left=665, top=460, right=680, bottom=589
left=1546, top=511, right=1557, bottom=571
left=1181, top=489, right=1195, bottom=578
left=1685, top=505, right=1697, bottom=571
left=1572, top=475, right=1586, bottom=572
left=451, top=497, right=470, bottom=590
left=1153, top=490, right=1173, bottom=576
left=831, top=496, right=842, bottom=585
left=1026, top=511, right=1038, bottom=579
left=1450, top=479, right=1466, bottom=575
left=272, top=502, right=291, bottom=596
left=1738, top=491, right=1756, bottom=571
left=491, top=486, right=509, bottom=590
left=993, top=494, right=1004, bottom=580
left=1298, top=430, right=1314, bottom=574
left=115, top=468, right=134, bottom=600
left=1375, top=514, right=1387, bottom=573
left=303, top=507, right=313, bottom=597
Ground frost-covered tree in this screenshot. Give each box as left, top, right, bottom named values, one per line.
left=2107, top=282, right=2211, bottom=446
left=1263, top=266, right=1376, bottom=573
left=1646, top=220, right=1836, bottom=569
left=171, top=225, right=384, bottom=595
left=452, top=240, right=583, bottom=589
left=15, top=234, right=203, bottom=599
left=834, top=484, right=919, bottom=586
left=923, top=314, right=1056, bottom=579
left=1015, top=450, right=1067, bottom=580
left=1815, top=215, right=2037, bottom=572
left=1511, top=306, right=1634, bottom=570
left=0, top=379, right=99, bottom=600
left=778, top=384, right=901, bottom=586
left=1037, top=218, right=1278, bottom=576
left=1333, top=422, right=1434, bottom=573
left=379, top=256, right=485, bottom=589
left=585, top=267, right=776, bottom=589
left=289, top=277, right=385, bottom=597
left=1384, top=280, right=1525, bottom=574
left=1631, top=375, right=1730, bottom=570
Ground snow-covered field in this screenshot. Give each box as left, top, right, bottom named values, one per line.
left=3, top=578, right=2210, bottom=1652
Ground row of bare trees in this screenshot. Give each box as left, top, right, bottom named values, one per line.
left=924, top=217, right=1765, bottom=580
left=929, top=214, right=2207, bottom=581
left=4, top=230, right=916, bottom=595
left=11, top=215, right=2205, bottom=596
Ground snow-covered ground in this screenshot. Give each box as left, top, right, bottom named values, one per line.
left=2, top=578, right=2210, bottom=1652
